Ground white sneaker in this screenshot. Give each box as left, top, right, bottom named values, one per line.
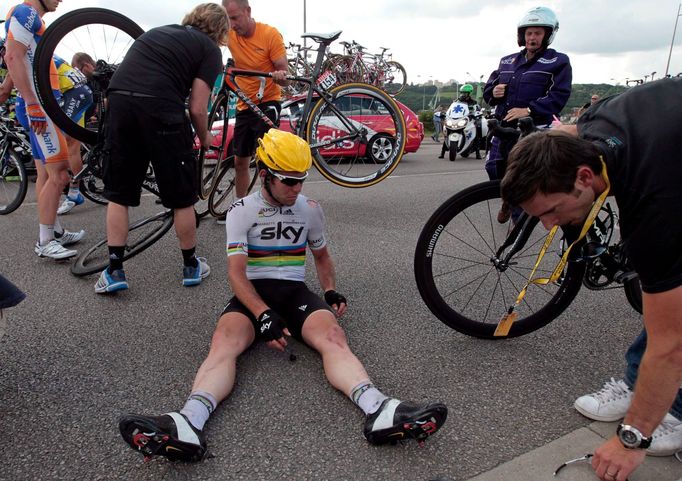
left=34, top=240, right=77, bottom=259
left=574, top=378, right=632, bottom=421
left=55, top=229, right=85, bottom=246
left=57, top=199, right=76, bottom=215
left=648, top=413, right=682, bottom=456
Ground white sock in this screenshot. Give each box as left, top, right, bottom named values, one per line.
left=39, top=224, right=54, bottom=245
left=68, top=187, right=80, bottom=197
left=180, top=391, right=217, bottom=431
left=350, top=381, right=389, bottom=415
left=54, top=218, right=64, bottom=236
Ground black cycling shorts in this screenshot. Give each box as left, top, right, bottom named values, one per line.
left=220, top=279, right=333, bottom=343
left=103, top=94, right=198, bottom=209
left=233, top=100, right=280, bottom=157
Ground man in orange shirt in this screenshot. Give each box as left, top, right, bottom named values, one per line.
left=222, top=0, right=288, bottom=199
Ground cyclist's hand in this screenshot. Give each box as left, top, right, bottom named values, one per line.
left=324, top=290, right=347, bottom=317
left=256, top=309, right=290, bottom=351
left=201, top=131, right=214, bottom=150
left=27, top=103, right=48, bottom=135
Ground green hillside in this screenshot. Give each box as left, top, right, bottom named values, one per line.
left=395, top=83, right=628, bottom=116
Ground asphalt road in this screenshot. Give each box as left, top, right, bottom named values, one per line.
left=0, top=141, right=646, bottom=481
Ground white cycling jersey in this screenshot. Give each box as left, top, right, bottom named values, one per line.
left=225, top=190, right=327, bottom=282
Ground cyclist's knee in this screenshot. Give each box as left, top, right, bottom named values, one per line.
left=317, top=322, right=350, bottom=352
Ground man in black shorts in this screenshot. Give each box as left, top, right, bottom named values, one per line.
left=95, top=3, right=228, bottom=294
left=118, top=130, right=448, bottom=462
left=500, top=78, right=682, bottom=481
left=222, top=0, right=289, bottom=199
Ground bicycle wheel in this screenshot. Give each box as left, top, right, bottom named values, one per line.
left=79, top=145, right=107, bottom=205
left=383, top=61, right=407, bottom=96
left=414, top=180, right=586, bottom=339
left=0, top=150, right=28, bottom=215
left=208, top=157, right=258, bottom=218
left=305, top=83, right=407, bottom=187
left=70, top=210, right=174, bottom=277
left=34, top=8, right=144, bottom=145
left=199, top=93, right=232, bottom=200
left=624, top=277, right=643, bottom=314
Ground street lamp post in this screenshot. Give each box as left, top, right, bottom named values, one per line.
left=665, top=3, right=682, bottom=77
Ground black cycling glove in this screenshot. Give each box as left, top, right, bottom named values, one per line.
left=324, top=290, right=347, bottom=308
left=256, top=309, right=287, bottom=341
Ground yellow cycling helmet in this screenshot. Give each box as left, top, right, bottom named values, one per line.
left=255, top=129, right=312, bottom=173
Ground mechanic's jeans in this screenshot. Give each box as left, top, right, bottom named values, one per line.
left=485, top=136, right=502, bottom=180
left=624, top=329, right=682, bottom=420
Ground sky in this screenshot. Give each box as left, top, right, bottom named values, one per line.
left=3, top=0, right=682, bottom=85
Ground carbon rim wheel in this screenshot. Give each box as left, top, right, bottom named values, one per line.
left=208, top=157, right=257, bottom=218
left=305, top=83, right=406, bottom=188
left=70, top=210, right=174, bottom=277
left=34, top=8, right=144, bottom=145
left=414, top=180, right=586, bottom=339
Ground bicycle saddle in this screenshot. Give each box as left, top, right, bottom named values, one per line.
left=301, top=31, right=342, bottom=44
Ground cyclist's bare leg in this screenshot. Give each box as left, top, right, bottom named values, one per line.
left=39, top=161, right=70, bottom=225
left=173, top=206, right=197, bottom=250
left=65, top=135, right=83, bottom=189
left=234, top=155, right=252, bottom=199
left=301, top=310, right=371, bottom=395
left=106, top=202, right=130, bottom=246
left=189, top=312, right=255, bottom=401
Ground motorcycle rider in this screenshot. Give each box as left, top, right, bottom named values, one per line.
left=483, top=6, right=572, bottom=182
left=439, top=84, right=483, bottom=160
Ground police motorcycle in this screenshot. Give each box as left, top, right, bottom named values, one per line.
left=442, top=85, right=488, bottom=161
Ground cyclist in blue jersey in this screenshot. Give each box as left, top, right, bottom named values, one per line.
left=53, top=55, right=93, bottom=215
left=118, top=130, right=448, bottom=462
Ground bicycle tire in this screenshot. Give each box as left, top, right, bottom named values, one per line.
left=208, top=157, right=258, bottom=218
left=414, top=180, right=586, bottom=339
left=70, top=210, right=174, bottom=277
left=199, top=92, right=231, bottom=200
left=305, top=83, right=407, bottom=188
left=624, top=277, right=643, bottom=314
left=79, top=146, right=107, bottom=205
left=0, top=150, right=28, bottom=215
left=34, top=8, right=144, bottom=145
left=383, top=61, right=407, bottom=96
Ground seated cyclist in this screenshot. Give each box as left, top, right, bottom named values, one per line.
left=118, top=130, right=448, bottom=462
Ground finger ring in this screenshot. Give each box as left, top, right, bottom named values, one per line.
left=606, top=472, right=617, bottom=478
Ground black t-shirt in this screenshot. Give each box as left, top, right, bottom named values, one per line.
left=578, top=78, right=682, bottom=293
left=109, top=25, right=222, bottom=106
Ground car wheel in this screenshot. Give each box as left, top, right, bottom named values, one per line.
left=368, top=133, right=395, bottom=163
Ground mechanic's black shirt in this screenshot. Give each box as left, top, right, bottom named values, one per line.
left=109, top=25, right=222, bottom=106
left=578, top=78, right=682, bottom=293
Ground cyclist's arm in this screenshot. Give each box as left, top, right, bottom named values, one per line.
left=188, top=77, right=212, bottom=148
left=227, top=254, right=270, bottom=318
left=4, top=39, right=38, bottom=105
left=311, top=246, right=346, bottom=316
left=0, top=73, right=14, bottom=104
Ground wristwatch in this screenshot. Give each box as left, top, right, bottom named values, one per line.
left=617, top=423, right=652, bottom=449
left=526, top=107, right=531, bottom=115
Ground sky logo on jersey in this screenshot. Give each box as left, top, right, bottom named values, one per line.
left=260, top=222, right=304, bottom=243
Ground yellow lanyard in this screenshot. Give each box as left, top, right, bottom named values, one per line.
left=494, top=157, right=611, bottom=337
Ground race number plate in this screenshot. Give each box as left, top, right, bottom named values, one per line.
left=317, top=71, right=337, bottom=90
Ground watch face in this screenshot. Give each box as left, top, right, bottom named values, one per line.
left=622, top=430, right=638, bottom=445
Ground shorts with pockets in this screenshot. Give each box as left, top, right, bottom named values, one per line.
left=103, top=93, right=198, bottom=209
left=220, top=279, right=333, bottom=343
left=233, top=100, right=281, bottom=157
